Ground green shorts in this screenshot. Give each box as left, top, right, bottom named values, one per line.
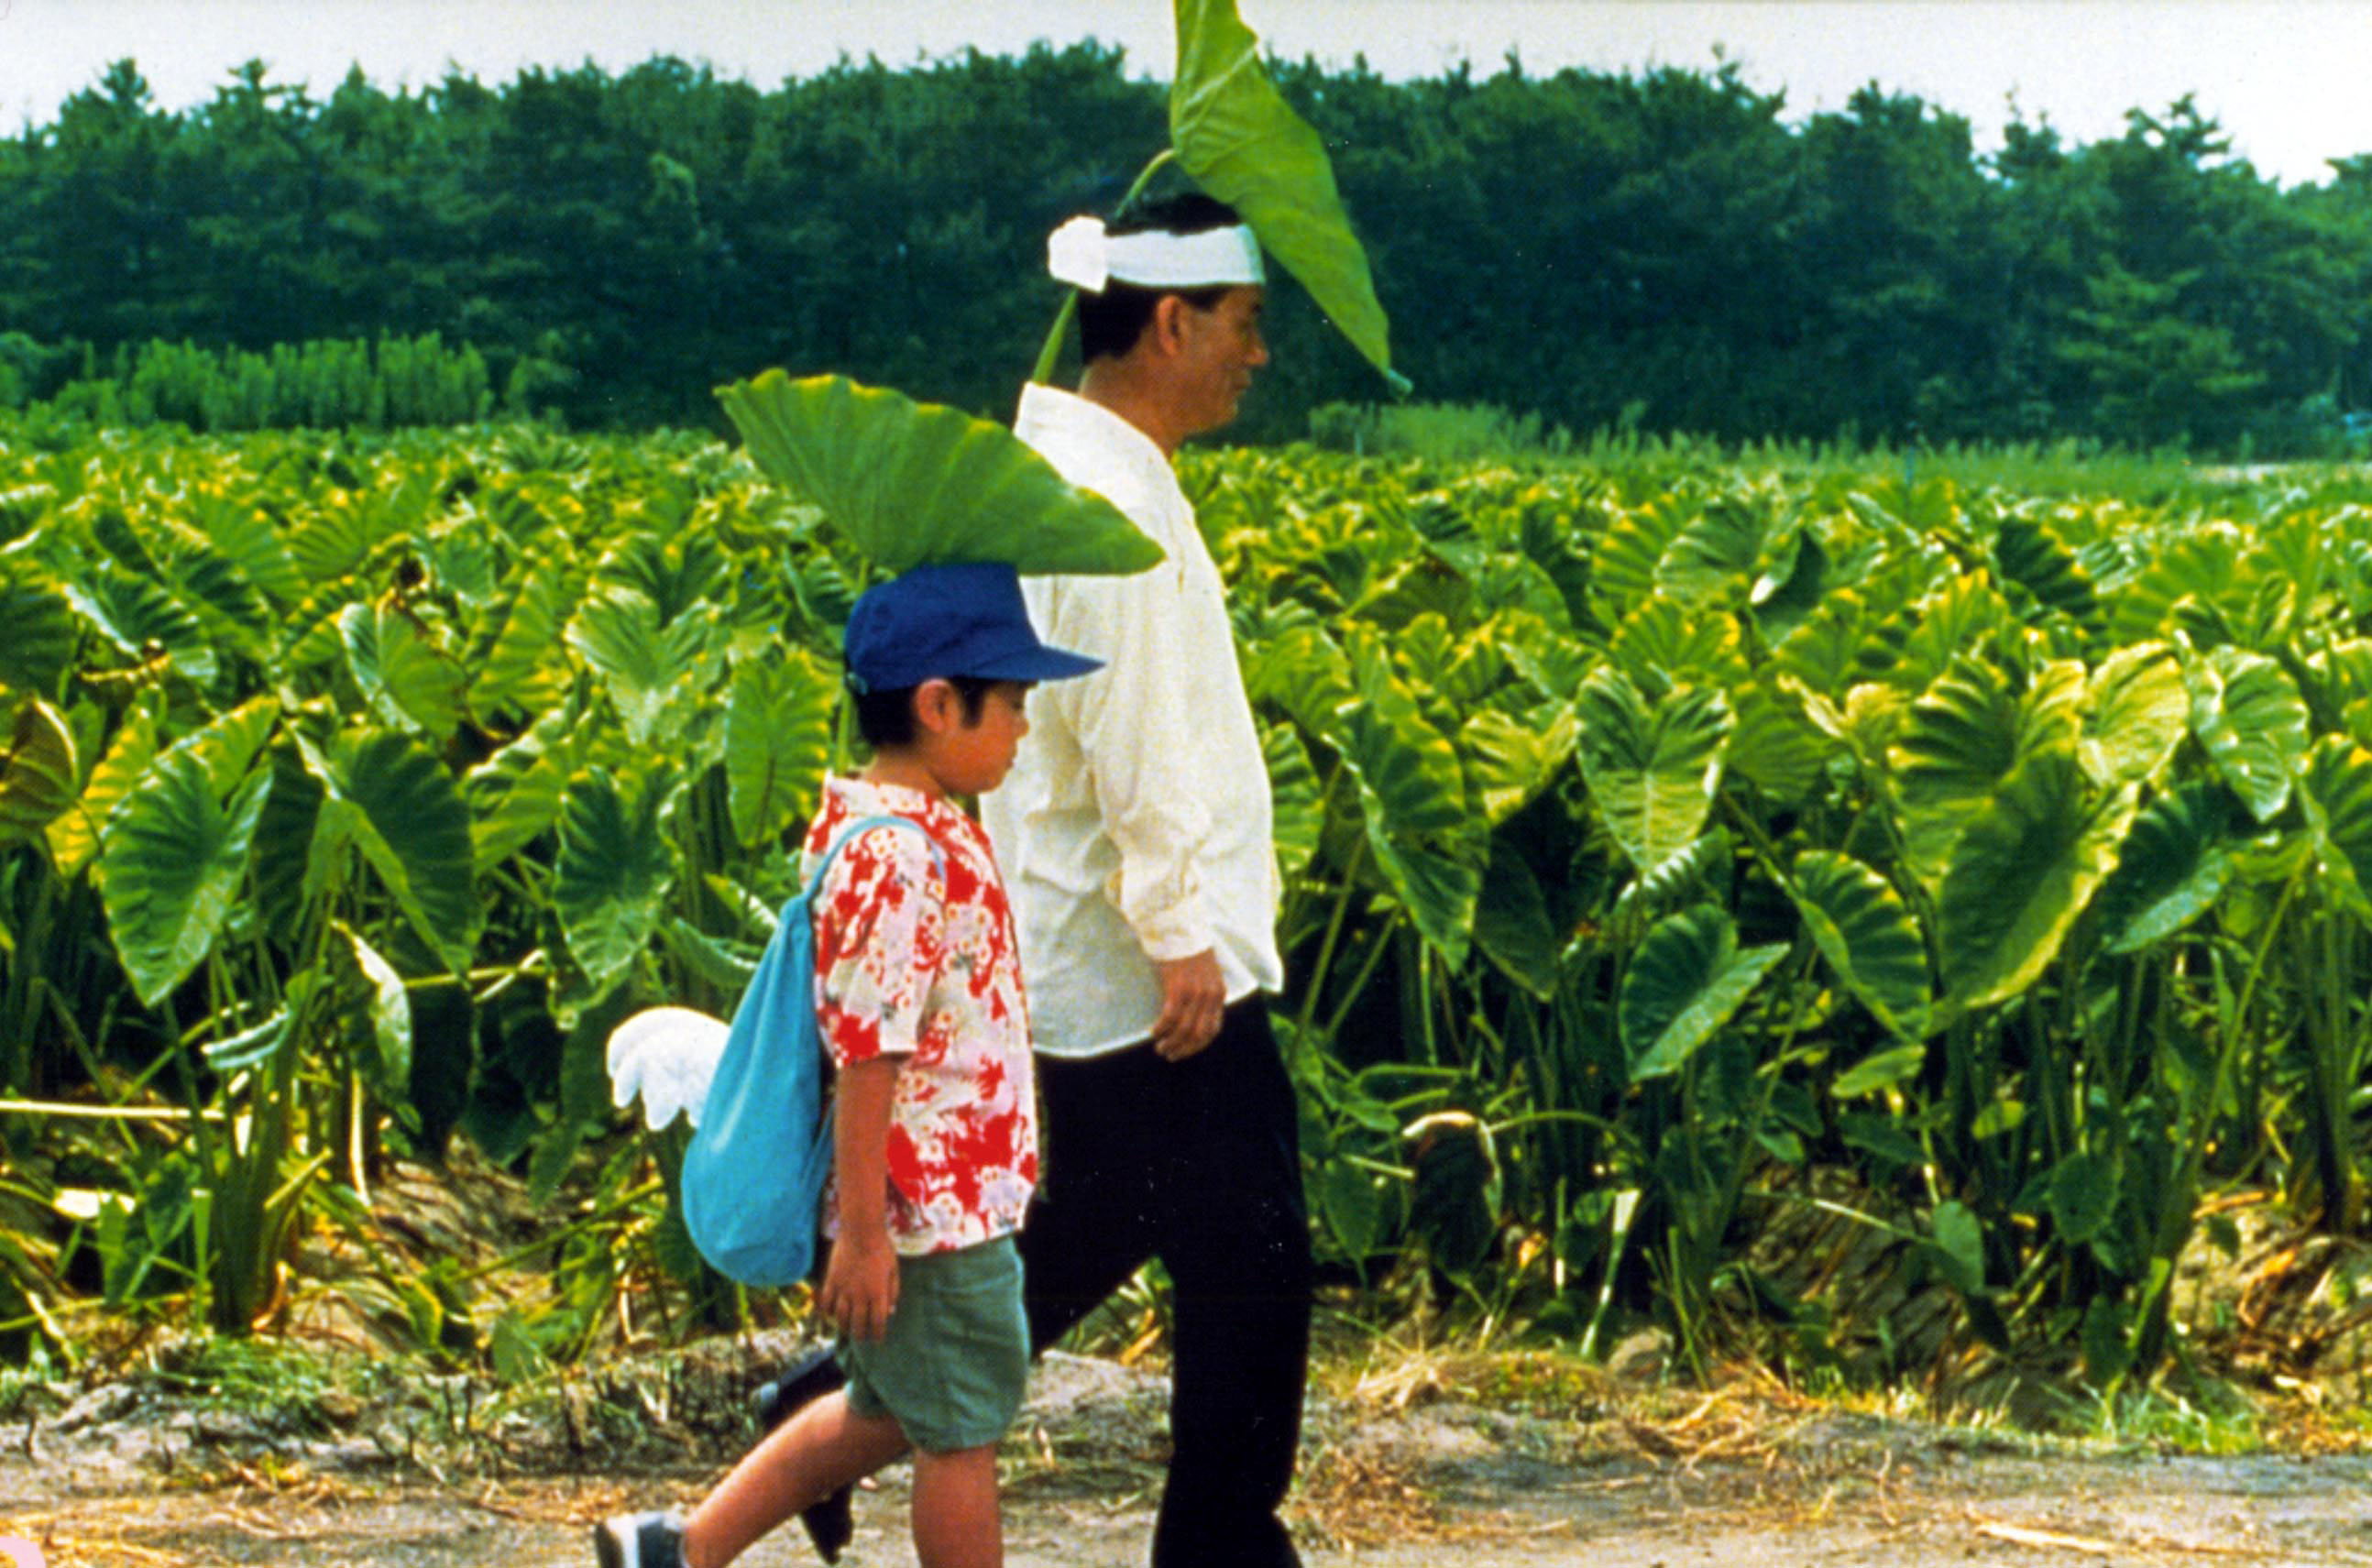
left=839, top=1234, right=1028, bottom=1453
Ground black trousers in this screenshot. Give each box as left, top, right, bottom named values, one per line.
left=1022, top=998, right=1312, bottom=1568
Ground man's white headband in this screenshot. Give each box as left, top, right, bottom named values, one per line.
left=1046, top=215, right=1265, bottom=294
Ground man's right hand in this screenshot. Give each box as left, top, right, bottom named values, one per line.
left=1150, top=949, right=1226, bottom=1062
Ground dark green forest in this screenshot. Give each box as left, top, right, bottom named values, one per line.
left=7, top=43, right=2372, bottom=453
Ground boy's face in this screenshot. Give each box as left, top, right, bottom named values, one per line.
left=928, top=679, right=1033, bottom=796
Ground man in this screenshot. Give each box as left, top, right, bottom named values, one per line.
left=763, top=192, right=1309, bottom=1568
left=991, top=192, right=1310, bottom=1568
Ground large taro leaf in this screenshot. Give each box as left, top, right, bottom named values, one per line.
left=1655, top=489, right=1771, bottom=609
left=1937, top=752, right=2137, bottom=1012
left=46, top=691, right=162, bottom=875
left=2186, top=644, right=2310, bottom=823
left=566, top=585, right=717, bottom=750
left=1620, top=905, right=1787, bottom=1083
left=1895, top=574, right=2017, bottom=696
left=252, top=741, right=328, bottom=945
left=1262, top=720, right=1323, bottom=882
left=304, top=730, right=481, bottom=976
left=1788, top=850, right=1933, bottom=1037
left=340, top=599, right=467, bottom=739
left=1726, top=675, right=1832, bottom=808
left=1474, top=837, right=1563, bottom=1001
left=160, top=529, right=272, bottom=663
left=99, top=748, right=272, bottom=1006
left=1609, top=829, right=1730, bottom=938
left=2106, top=524, right=2245, bottom=644
left=2081, top=641, right=2188, bottom=789
left=1331, top=634, right=1482, bottom=966
left=1244, top=620, right=1354, bottom=736
left=1888, top=656, right=2024, bottom=894
left=0, top=567, right=76, bottom=694
left=1170, top=0, right=1403, bottom=390
left=171, top=697, right=281, bottom=799
left=1461, top=704, right=1577, bottom=826
left=190, top=488, right=305, bottom=610
left=61, top=564, right=218, bottom=685
left=724, top=650, right=835, bottom=850
left=1992, top=513, right=2098, bottom=627
left=468, top=554, right=580, bottom=720
left=466, top=707, right=581, bottom=873
left=1749, top=522, right=1828, bottom=646
left=337, top=925, right=414, bottom=1098
left=2299, top=737, right=2372, bottom=918
left=2047, top=1150, right=2120, bottom=1246
left=1927, top=1200, right=1986, bottom=1295
left=0, top=695, right=78, bottom=847
left=1575, top=665, right=1730, bottom=875
left=716, top=372, right=1161, bottom=576
left=1588, top=498, right=1689, bottom=625
left=2094, top=783, right=2239, bottom=954
left=1405, top=1112, right=1499, bottom=1274
left=1609, top=596, right=1746, bottom=693
left=555, top=763, right=681, bottom=991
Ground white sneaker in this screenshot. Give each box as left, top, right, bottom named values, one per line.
left=593, top=1510, right=686, bottom=1568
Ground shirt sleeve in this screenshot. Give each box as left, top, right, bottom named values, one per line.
left=1035, top=565, right=1218, bottom=964
left=812, top=826, right=946, bottom=1068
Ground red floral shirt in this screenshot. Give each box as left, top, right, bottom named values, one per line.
left=806, top=775, right=1038, bottom=1255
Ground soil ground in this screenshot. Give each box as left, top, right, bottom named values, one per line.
left=3, top=1343, right=2370, bottom=1568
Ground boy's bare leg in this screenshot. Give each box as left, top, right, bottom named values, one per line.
left=910, top=1444, right=1001, bottom=1568
left=680, top=1392, right=906, bottom=1568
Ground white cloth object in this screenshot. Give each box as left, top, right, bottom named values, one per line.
left=606, top=1005, right=729, bottom=1130
left=1045, top=214, right=1265, bottom=294
left=981, top=383, right=1283, bottom=1058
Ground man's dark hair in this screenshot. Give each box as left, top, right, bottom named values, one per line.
left=852, top=675, right=997, bottom=750
left=1077, top=192, right=1247, bottom=364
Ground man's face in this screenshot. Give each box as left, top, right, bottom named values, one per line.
left=1171, top=285, right=1268, bottom=437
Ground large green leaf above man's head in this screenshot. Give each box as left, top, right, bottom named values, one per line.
left=1170, top=0, right=1406, bottom=392
left=715, top=372, right=1160, bottom=577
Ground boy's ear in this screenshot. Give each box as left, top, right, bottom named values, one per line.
left=910, top=678, right=960, bottom=735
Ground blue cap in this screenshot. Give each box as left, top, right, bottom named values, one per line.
left=842, top=563, right=1103, bottom=694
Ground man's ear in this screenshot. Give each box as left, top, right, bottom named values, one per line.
left=1148, top=293, right=1192, bottom=360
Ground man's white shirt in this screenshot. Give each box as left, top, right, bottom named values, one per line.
left=981, top=383, right=1284, bottom=1058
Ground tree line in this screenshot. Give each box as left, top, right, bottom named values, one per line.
left=5, top=44, right=2370, bottom=453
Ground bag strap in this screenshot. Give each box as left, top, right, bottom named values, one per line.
left=803, top=811, right=945, bottom=905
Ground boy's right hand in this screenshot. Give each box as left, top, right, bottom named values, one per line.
left=820, top=1228, right=900, bottom=1341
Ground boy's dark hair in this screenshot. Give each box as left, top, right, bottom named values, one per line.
left=852, top=674, right=997, bottom=750
left=1077, top=192, right=1246, bottom=364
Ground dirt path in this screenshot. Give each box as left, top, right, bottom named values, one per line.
left=8, top=1447, right=2372, bottom=1567
left=4, top=1349, right=2369, bottom=1567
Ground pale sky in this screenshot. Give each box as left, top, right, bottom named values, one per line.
left=3, top=1, right=2368, bottom=187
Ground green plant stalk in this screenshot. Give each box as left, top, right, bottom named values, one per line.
left=1708, top=944, right=1820, bottom=1247
left=203, top=873, right=337, bottom=1334
left=1577, top=1186, right=1640, bottom=1360
left=2304, top=911, right=2356, bottom=1231
left=1414, top=938, right=1440, bottom=1067
left=0, top=861, right=56, bottom=1094
left=1320, top=910, right=1400, bottom=1045
left=1292, top=824, right=1368, bottom=1040
left=2128, top=877, right=2302, bottom=1360
left=456, top=1179, right=664, bottom=1285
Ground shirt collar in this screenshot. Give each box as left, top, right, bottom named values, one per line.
left=1015, top=382, right=1175, bottom=496
left=823, top=773, right=969, bottom=840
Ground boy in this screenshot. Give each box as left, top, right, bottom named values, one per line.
left=596, top=561, right=1100, bottom=1568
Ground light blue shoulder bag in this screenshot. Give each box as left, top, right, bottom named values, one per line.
left=682, top=814, right=940, bottom=1288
